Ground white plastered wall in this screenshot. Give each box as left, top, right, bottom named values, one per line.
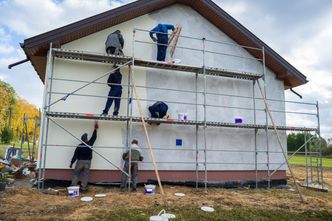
left=42, top=4, right=287, bottom=172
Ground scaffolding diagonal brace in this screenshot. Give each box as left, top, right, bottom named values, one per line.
left=257, top=79, right=304, bottom=202
left=48, top=117, right=130, bottom=177
left=47, top=60, right=132, bottom=108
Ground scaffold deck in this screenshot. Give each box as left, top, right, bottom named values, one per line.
left=52, top=48, right=262, bottom=80
left=46, top=111, right=317, bottom=132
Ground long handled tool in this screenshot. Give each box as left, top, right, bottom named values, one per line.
left=130, top=67, right=167, bottom=206
left=257, top=80, right=304, bottom=202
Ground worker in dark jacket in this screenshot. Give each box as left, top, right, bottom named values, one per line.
left=149, top=101, right=168, bottom=118
left=149, top=24, right=175, bottom=61
left=120, top=139, right=144, bottom=192
left=69, top=122, right=98, bottom=192
left=105, top=30, right=124, bottom=55
left=102, top=67, right=122, bottom=116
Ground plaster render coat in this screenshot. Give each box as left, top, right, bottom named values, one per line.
left=41, top=4, right=287, bottom=173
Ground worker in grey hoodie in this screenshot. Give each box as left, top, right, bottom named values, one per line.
left=105, top=30, right=124, bottom=55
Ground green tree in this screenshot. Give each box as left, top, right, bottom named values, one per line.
left=1, top=126, right=13, bottom=143
left=287, top=132, right=328, bottom=155
left=0, top=80, right=17, bottom=133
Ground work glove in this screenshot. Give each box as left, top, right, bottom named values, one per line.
left=94, top=122, right=99, bottom=129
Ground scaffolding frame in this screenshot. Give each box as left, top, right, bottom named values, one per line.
left=36, top=28, right=324, bottom=191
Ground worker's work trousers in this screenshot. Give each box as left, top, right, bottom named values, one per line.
left=149, top=105, right=168, bottom=118
left=156, top=36, right=168, bottom=61
left=106, top=46, right=124, bottom=56
left=157, top=44, right=167, bottom=61
left=103, top=89, right=122, bottom=116
left=71, top=160, right=91, bottom=190
left=120, top=162, right=138, bottom=190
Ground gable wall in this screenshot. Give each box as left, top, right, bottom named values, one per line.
left=42, top=4, right=287, bottom=173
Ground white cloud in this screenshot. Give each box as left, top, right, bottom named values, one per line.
left=0, top=73, right=7, bottom=81
left=0, top=44, right=15, bottom=54
left=0, top=27, right=11, bottom=43
left=0, top=0, right=133, bottom=37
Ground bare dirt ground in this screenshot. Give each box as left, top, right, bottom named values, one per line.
left=0, top=167, right=331, bottom=221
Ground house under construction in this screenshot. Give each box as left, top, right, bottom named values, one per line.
left=20, top=0, right=323, bottom=189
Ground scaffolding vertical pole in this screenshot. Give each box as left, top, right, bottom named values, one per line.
left=37, top=43, right=53, bottom=189
left=316, top=101, right=323, bottom=186
left=253, top=80, right=258, bottom=188
left=262, top=46, right=270, bottom=188
left=202, top=38, right=207, bottom=192
left=305, top=132, right=309, bottom=186
left=19, top=114, right=26, bottom=161
left=42, top=45, right=55, bottom=189
left=309, top=138, right=313, bottom=182
left=127, top=29, right=136, bottom=192
left=195, top=72, right=199, bottom=188
left=32, top=117, right=38, bottom=161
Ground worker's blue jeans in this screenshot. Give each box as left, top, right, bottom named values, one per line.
left=71, top=160, right=91, bottom=191
left=103, top=89, right=122, bottom=115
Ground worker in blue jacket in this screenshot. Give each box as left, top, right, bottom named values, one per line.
left=102, top=67, right=122, bottom=116
left=149, top=24, right=175, bottom=61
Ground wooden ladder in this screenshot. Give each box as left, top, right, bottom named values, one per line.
left=168, top=24, right=182, bottom=58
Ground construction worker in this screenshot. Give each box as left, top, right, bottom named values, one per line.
left=102, top=66, right=122, bottom=116
left=148, top=101, right=168, bottom=119
left=105, top=30, right=124, bottom=55
left=149, top=24, right=175, bottom=61
left=120, top=139, right=144, bottom=192
left=69, top=122, right=98, bottom=192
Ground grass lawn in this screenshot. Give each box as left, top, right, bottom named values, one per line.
left=84, top=207, right=332, bottom=221
left=289, top=155, right=332, bottom=168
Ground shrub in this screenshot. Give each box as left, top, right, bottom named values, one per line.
left=1, top=126, right=14, bottom=144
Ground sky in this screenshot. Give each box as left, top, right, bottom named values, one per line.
left=0, top=0, right=331, bottom=139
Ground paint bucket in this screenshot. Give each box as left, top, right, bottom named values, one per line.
left=145, top=184, right=156, bottom=195
left=234, top=117, right=243, bottom=124
left=150, top=210, right=169, bottom=221
left=67, top=186, right=79, bottom=197
left=178, top=113, right=188, bottom=121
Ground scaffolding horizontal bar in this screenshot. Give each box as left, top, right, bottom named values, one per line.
left=52, top=48, right=262, bottom=80
left=46, top=111, right=317, bottom=132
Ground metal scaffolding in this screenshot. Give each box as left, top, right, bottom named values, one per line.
left=37, top=28, right=323, bottom=191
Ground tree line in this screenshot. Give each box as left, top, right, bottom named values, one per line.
left=0, top=80, right=40, bottom=144
left=287, top=132, right=332, bottom=156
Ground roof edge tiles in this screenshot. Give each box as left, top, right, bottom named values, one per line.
left=21, top=0, right=307, bottom=89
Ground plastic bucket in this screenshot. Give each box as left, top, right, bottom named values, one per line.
left=150, top=210, right=169, bottom=221
left=67, top=186, right=79, bottom=197
left=178, top=113, right=188, bottom=121
left=145, top=184, right=156, bottom=195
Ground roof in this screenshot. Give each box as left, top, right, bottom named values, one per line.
left=21, top=0, right=307, bottom=89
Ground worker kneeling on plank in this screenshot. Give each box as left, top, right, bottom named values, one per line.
left=120, top=139, right=144, bottom=192
left=69, top=122, right=98, bottom=192
left=149, top=101, right=168, bottom=119
left=105, top=30, right=124, bottom=55
left=149, top=24, right=175, bottom=61
left=102, top=66, right=122, bottom=116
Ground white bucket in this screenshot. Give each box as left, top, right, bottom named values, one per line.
left=177, top=113, right=188, bottom=121
left=145, top=184, right=156, bottom=195
left=67, top=186, right=79, bottom=197
left=150, top=210, right=169, bottom=221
